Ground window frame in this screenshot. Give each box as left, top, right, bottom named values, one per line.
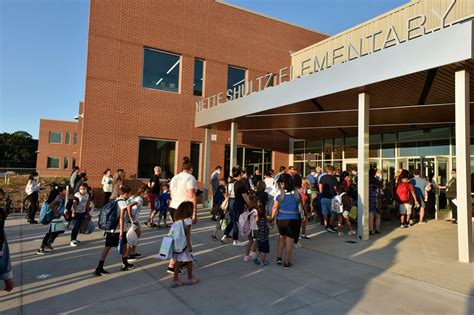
left=136, top=137, right=177, bottom=179
left=227, top=65, right=247, bottom=99
left=47, top=157, right=61, bottom=169
left=48, top=132, right=62, bottom=144
left=142, top=47, right=182, bottom=94
left=193, top=58, right=205, bottom=97
left=73, top=133, right=78, bottom=145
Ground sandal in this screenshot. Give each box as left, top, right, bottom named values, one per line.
left=170, top=280, right=184, bottom=288
left=185, top=277, right=200, bottom=286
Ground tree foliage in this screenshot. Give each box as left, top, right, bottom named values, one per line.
left=0, top=131, right=38, bottom=167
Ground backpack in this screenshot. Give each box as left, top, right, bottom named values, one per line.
left=396, top=182, right=412, bottom=203
left=331, top=195, right=344, bottom=214
left=170, top=220, right=187, bottom=253
left=98, top=199, right=120, bottom=230
left=238, top=209, right=251, bottom=237
left=39, top=201, right=53, bottom=225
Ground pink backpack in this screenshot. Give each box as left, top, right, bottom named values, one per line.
left=238, top=209, right=252, bottom=237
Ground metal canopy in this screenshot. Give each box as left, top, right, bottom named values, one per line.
left=195, top=20, right=474, bottom=140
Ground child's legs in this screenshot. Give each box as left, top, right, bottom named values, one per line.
left=186, top=261, right=193, bottom=279
left=100, top=246, right=111, bottom=262
left=337, top=215, right=343, bottom=231
left=369, top=211, right=375, bottom=231
left=48, top=231, right=61, bottom=245
left=343, top=216, right=352, bottom=231
left=173, top=260, right=180, bottom=281
left=278, top=235, right=285, bottom=258
left=375, top=213, right=381, bottom=230
left=301, top=217, right=307, bottom=235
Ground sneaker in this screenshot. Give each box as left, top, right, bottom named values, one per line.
left=221, top=235, right=231, bottom=242
left=375, top=230, right=381, bottom=234
left=36, top=248, right=46, bottom=255
left=348, top=230, right=356, bottom=236
left=400, top=224, right=405, bottom=229
left=293, top=243, right=302, bottom=248
left=276, top=257, right=282, bottom=265
left=338, top=232, right=344, bottom=236
left=326, top=227, right=337, bottom=233
left=70, top=240, right=78, bottom=247
left=232, top=241, right=247, bottom=247
left=452, top=220, right=457, bottom=224
left=121, top=264, right=135, bottom=271
left=132, top=253, right=142, bottom=258
left=211, top=234, right=218, bottom=241
left=369, top=231, right=375, bottom=236
left=127, top=255, right=137, bottom=261
left=166, top=267, right=183, bottom=274
left=243, top=255, right=251, bottom=262
left=283, top=262, right=292, bottom=270
left=170, top=280, right=184, bottom=288
left=94, top=268, right=110, bottom=276
left=185, top=277, right=200, bottom=286
left=300, top=235, right=310, bottom=240
left=44, top=245, right=53, bottom=252
left=409, top=220, right=415, bottom=225
left=261, top=260, right=270, bottom=266
left=29, top=220, right=39, bottom=224
left=253, top=257, right=260, bottom=265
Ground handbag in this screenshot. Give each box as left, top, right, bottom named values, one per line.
left=158, top=236, right=173, bottom=260
left=50, top=218, right=65, bottom=233
left=220, top=196, right=229, bottom=211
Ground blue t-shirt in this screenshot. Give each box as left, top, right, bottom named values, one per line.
left=159, top=192, right=171, bottom=211
left=275, top=191, right=300, bottom=220
left=410, top=177, right=427, bottom=197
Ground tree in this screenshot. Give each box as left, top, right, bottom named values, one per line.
left=0, top=131, right=38, bottom=168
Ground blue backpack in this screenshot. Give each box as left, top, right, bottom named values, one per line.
left=98, top=199, right=121, bottom=230
left=39, top=202, right=53, bottom=225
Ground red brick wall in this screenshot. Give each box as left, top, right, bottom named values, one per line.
left=36, top=119, right=79, bottom=177
left=80, top=0, right=327, bottom=187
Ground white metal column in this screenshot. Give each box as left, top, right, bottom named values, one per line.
left=230, top=122, right=238, bottom=172
left=455, top=70, right=473, bottom=263
left=357, top=92, right=370, bottom=241
left=202, top=128, right=212, bottom=207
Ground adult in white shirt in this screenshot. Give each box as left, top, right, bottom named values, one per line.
left=169, top=157, right=198, bottom=224
left=263, top=170, right=275, bottom=215
left=25, top=172, right=41, bottom=224
left=101, top=168, right=113, bottom=205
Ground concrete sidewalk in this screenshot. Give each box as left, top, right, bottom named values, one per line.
left=0, top=207, right=473, bottom=315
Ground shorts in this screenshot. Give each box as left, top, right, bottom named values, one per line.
left=149, top=194, right=159, bottom=211
left=399, top=203, right=412, bottom=215
left=416, top=197, right=425, bottom=208
left=321, top=198, right=332, bottom=216
left=257, top=240, right=270, bottom=254
left=277, top=219, right=299, bottom=238
left=105, top=232, right=127, bottom=247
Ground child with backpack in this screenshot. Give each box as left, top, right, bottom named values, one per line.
left=37, top=185, right=66, bottom=255
left=210, top=179, right=229, bottom=242
left=170, top=201, right=199, bottom=288
left=253, top=203, right=270, bottom=266
left=156, top=183, right=171, bottom=229
left=396, top=170, right=419, bottom=228
left=334, top=185, right=356, bottom=236
left=243, top=198, right=258, bottom=262
left=94, top=185, right=135, bottom=276
left=126, top=185, right=150, bottom=261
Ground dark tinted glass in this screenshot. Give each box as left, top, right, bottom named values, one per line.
left=143, top=49, right=180, bottom=93
left=191, top=142, right=200, bottom=179
left=227, top=66, right=246, bottom=98
left=137, top=139, right=176, bottom=179
left=194, top=59, right=204, bottom=96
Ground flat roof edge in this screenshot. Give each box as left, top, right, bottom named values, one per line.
left=214, top=0, right=329, bottom=36
left=196, top=20, right=474, bottom=128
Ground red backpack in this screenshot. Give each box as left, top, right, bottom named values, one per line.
left=396, top=182, right=412, bottom=203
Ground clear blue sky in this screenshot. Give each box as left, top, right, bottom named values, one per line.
left=0, top=0, right=408, bottom=139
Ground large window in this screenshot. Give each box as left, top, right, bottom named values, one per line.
left=65, top=133, right=70, bottom=144
left=193, top=59, right=204, bottom=96
left=227, top=66, right=246, bottom=99
left=142, top=48, right=180, bottom=93
left=137, top=138, right=176, bottom=179
left=47, top=157, right=60, bottom=169
left=190, top=142, right=201, bottom=179
left=48, top=132, right=62, bottom=144
left=73, top=133, right=78, bottom=145
left=63, top=157, right=69, bottom=169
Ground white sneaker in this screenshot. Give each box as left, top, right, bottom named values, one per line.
left=348, top=230, right=356, bottom=236
left=233, top=241, right=247, bottom=247
left=337, top=232, right=344, bottom=236
left=243, top=255, right=251, bottom=262
left=70, top=241, right=78, bottom=247
left=293, top=243, right=302, bottom=248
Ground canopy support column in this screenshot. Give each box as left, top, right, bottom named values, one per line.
left=230, top=122, right=238, bottom=172
left=455, top=69, right=473, bottom=263
left=357, top=92, right=370, bottom=241
left=202, top=128, right=211, bottom=207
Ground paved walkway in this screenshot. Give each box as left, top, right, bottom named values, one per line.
left=0, top=207, right=473, bottom=315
